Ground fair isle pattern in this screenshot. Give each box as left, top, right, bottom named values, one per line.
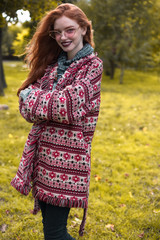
left=11, top=53, right=103, bottom=213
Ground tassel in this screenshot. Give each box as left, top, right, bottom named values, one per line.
left=32, top=198, right=40, bottom=214
left=79, top=208, right=87, bottom=236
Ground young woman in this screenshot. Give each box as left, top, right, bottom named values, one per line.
left=11, top=3, right=103, bottom=240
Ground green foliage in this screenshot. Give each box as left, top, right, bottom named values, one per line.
left=12, top=27, right=30, bottom=56
left=77, top=0, right=160, bottom=82
left=0, top=0, right=60, bottom=24
left=2, top=24, right=22, bottom=56
left=1, top=0, right=60, bottom=47
left=23, top=0, right=59, bottom=22
left=1, top=0, right=78, bottom=59
left=0, top=62, right=160, bottom=239
left=0, top=1, right=24, bottom=23
left=0, top=0, right=61, bottom=96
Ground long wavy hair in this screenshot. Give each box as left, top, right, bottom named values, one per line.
left=17, top=3, right=94, bottom=95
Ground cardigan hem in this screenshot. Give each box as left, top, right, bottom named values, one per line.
left=10, top=177, right=88, bottom=209
left=33, top=190, right=88, bottom=210
left=11, top=177, right=32, bottom=196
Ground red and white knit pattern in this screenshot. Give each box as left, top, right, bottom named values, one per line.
left=11, top=53, right=103, bottom=213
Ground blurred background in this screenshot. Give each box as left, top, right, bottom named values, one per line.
left=1, top=0, right=160, bottom=95
left=1, top=1, right=160, bottom=239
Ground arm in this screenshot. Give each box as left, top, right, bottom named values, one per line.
left=20, top=59, right=103, bottom=124
left=19, top=81, right=41, bottom=123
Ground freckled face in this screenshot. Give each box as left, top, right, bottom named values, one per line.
left=54, top=16, right=86, bottom=60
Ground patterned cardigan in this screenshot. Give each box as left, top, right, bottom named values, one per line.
left=11, top=53, right=103, bottom=236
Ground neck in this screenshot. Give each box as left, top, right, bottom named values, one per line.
left=67, top=50, right=79, bottom=60
left=67, top=53, right=74, bottom=60
left=67, top=42, right=84, bottom=60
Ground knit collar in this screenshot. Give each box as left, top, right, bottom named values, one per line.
left=57, top=43, right=94, bottom=80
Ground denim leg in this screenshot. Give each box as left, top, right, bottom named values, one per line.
left=39, top=200, right=47, bottom=237
left=39, top=200, right=76, bottom=240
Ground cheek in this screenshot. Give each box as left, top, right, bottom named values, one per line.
left=55, top=39, right=61, bottom=46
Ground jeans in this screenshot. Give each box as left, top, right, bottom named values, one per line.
left=39, top=200, right=76, bottom=240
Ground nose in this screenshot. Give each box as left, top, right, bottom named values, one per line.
left=60, top=31, right=67, bottom=40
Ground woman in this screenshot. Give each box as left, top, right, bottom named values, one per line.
left=11, top=3, right=103, bottom=240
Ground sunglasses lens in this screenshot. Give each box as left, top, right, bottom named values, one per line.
left=49, top=27, right=79, bottom=39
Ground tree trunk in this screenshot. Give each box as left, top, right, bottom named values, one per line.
left=110, top=59, right=116, bottom=79
left=0, top=27, right=7, bottom=96
left=119, top=64, right=125, bottom=84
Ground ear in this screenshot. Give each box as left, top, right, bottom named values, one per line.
left=81, top=26, right=87, bottom=36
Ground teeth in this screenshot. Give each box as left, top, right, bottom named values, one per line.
left=61, top=42, right=71, bottom=47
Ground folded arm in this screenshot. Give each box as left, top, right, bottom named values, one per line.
left=20, top=59, right=103, bottom=124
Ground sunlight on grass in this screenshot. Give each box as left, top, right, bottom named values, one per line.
left=0, top=62, right=160, bottom=239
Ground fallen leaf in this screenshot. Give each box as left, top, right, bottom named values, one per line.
left=124, top=173, right=129, bottom=178
left=119, top=204, right=126, bottom=208
left=0, top=224, right=8, bottom=233
left=105, top=224, right=115, bottom=232
left=143, top=127, right=147, bottom=132
left=74, top=217, right=81, bottom=224
left=0, top=104, right=9, bottom=110
left=71, top=221, right=78, bottom=228
left=5, top=210, right=10, bottom=215
left=8, top=134, right=13, bottom=138
left=95, top=175, right=101, bottom=181
left=129, top=192, right=133, bottom=198
left=138, top=232, right=144, bottom=238
left=153, top=209, right=160, bottom=213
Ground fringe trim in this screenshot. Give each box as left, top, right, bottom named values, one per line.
left=10, top=177, right=31, bottom=196
left=79, top=208, right=87, bottom=236
left=33, top=190, right=88, bottom=211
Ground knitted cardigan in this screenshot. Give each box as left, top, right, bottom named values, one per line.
left=11, top=52, right=103, bottom=236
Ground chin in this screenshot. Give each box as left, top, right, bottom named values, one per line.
left=61, top=45, right=74, bottom=52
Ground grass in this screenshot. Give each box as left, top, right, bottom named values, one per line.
left=0, top=61, right=160, bottom=240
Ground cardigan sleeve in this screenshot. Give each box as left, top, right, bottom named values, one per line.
left=20, top=58, right=103, bottom=124
left=19, top=80, right=41, bottom=123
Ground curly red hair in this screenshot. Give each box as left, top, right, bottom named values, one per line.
left=17, top=3, right=94, bottom=95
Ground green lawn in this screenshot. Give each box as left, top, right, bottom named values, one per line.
left=0, top=61, right=160, bottom=240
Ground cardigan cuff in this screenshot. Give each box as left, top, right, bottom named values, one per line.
left=20, top=88, right=33, bottom=101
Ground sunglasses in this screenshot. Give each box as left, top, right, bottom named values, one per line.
left=49, top=27, right=80, bottom=40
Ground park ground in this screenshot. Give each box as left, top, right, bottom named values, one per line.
left=0, top=61, right=160, bottom=239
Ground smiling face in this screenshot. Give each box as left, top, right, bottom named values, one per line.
left=54, top=16, right=86, bottom=60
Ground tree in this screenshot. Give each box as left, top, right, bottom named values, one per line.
left=0, top=0, right=25, bottom=95
left=0, top=0, right=59, bottom=96
left=148, top=0, right=160, bottom=77
left=2, top=24, right=22, bottom=57
left=12, top=27, right=30, bottom=57
left=77, top=0, right=156, bottom=83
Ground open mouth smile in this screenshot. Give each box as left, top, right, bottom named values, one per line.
left=61, top=41, right=72, bottom=47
